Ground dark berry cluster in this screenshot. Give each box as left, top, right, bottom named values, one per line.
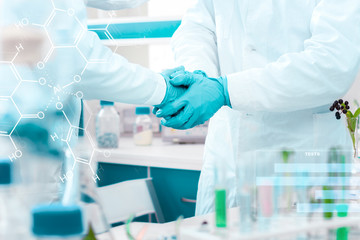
left=329, top=99, right=350, bottom=119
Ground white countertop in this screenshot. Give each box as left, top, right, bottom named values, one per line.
left=98, top=207, right=236, bottom=240
left=95, top=137, right=204, bottom=171
left=98, top=207, right=360, bottom=240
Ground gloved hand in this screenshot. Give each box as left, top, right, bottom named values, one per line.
left=153, top=66, right=187, bottom=113
left=155, top=70, right=231, bottom=129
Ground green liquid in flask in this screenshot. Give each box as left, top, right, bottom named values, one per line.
left=215, top=188, right=227, bottom=228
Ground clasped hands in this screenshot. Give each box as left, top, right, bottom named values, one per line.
left=154, top=66, right=231, bottom=130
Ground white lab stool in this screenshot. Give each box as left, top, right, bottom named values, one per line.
left=97, top=178, right=165, bottom=225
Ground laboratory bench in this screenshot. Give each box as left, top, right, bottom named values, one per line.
left=98, top=207, right=360, bottom=240
left=97, top=207, right=239, bottom=240
left=95, top=137, right=204, bottom=222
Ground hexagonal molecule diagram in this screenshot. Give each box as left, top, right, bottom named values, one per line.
left=0, top=97, right=21, bottom=136
left=0, top=97, right=23, bottom=162
left=0, top=63, right=21, bottom=97
left=0, top=0, right=122, bottom=183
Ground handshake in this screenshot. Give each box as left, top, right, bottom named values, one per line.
left=153, top=66, right=231, bottom=130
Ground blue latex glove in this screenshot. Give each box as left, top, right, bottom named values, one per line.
left=153, top=66, right=187, bottom=114
left=156, top=70, right=231, bottom=129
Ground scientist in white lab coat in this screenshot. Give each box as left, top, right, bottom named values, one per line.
left=155, top=0, right=360, bottom=215
left=1, top=0, right=184, bottom=133
left=0, top=0, right=184, bottom=203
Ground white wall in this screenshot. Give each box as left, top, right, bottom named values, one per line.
left=148, top=0, right=195, bottom=17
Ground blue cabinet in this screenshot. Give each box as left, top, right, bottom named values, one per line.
left=97, top=163, right=148, bottom=187
left=150, top=167, right=200, bottom=222
left=97, top=162, right=200, bottom=222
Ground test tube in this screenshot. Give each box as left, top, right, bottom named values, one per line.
left=281, top=150, right=295, bottom=215
left=238, top=159, right=255, bottom=233
left=323, top=148, right=337, bottom=220
left=336, top=149, right=350, bottom=240
left=214, top=160, right=227, bottom=228
left=215, top=188, right=226, bottom=228
left=255, top=151, right=277, bottom=231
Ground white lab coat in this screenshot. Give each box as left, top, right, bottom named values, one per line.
left=1, top=0, right=164, bottom=205
left=1, top=0, right=165, bottom=127
left=51, top=0, right=167, bottom=202
left=73, top=0, right=165, bottom=127
left=172, top=0, right=360, bottom=215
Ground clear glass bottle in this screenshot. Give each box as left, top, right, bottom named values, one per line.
left=0, top=158, right=33, bottom=240
left=133, top=107, right=153, bottom=146
left=96, top=101, right=120, bottom=149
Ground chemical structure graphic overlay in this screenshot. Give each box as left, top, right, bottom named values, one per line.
left=0, top=0, right=122, bottom=183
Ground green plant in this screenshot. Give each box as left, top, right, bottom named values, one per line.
left=281, top=149, right=294, bottom=163
left=82, top=225, right=97, bottom=240
left=330, top=99, right=360, bottom=157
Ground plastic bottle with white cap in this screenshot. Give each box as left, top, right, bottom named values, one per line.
left=134, top=107, right=153, bottom=146
left=96, top=101, right=120, bottom=149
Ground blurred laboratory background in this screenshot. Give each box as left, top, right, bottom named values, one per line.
left=1, top=0, right=360, bottom=239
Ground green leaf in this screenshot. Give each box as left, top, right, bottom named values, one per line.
left=82, top=225, right=97, bottom=240
left=351, top=133, right=356, bottom=149
left=354, top=108, right=360, bottom=119
left=346, top=111, right=354, bottom=118
left=350, top=118, right=357, bottom=132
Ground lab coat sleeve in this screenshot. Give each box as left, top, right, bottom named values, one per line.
left=171, top=0, right=220, bottom=78
left=75, top=30, right=166, bottom=105
left=227, top=0, right=360, bottom=112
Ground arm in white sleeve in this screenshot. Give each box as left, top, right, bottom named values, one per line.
left=227, top=0, right=360, bottom=112
left=171, top=0, right=219, bottom=78
left=75, top=31, right=166, bottom=105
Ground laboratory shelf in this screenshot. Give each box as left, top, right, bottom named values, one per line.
left=88, top=17, right=181, bottom=45
left=95, top=137, right=204, bottom=171
left=96, top=38, right=171, bottom=46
